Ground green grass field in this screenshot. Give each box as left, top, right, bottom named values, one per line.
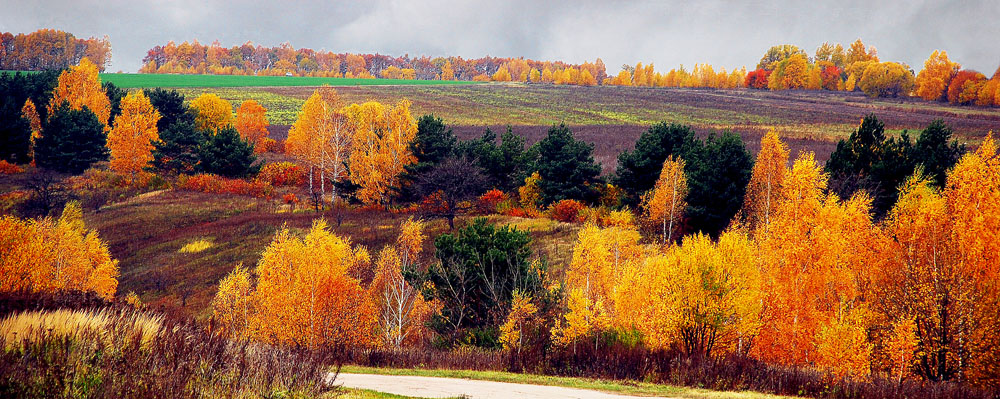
left=97, top=73, right=484, bottom=89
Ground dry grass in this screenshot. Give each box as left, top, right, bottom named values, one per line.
left=0, top=304, right=339, bottom=398
left=0, top=308, right=162, bottom=348
left=178, top=238, right=214, bottom=253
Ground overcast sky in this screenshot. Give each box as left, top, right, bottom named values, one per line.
left=2, top=0, right=998, bottom=74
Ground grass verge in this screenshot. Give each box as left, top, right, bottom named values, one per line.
left=339, top=365, right=800, bottom=399
left=342, top=388, right=461, bottom=399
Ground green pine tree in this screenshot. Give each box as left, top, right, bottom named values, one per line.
left=35, top=102, right=108, bottom=174
left=197, top=126, right=261, bottom=178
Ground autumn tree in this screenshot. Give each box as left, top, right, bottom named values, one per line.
left=0, top=201, right=118, bottom=299
left=946, top=70, right=986, bottom=105
left=287, top=87, right=351, bottom=201
left=189, top=93, right=234, bottom=132
left=554, top=221, right=642, bottom=348
left=213, top=220, right=376, bottom=348
left=344, top=100, right=418, bottom=206
left=500, top=290, right=539, bottom=353
left=21, top=99, right=41, bottom=159
left=858, top=62, right=915, bottom=98
left=757, top=44, right=807, bottom=71
left=642, top=156, right=687, bottom=244
left=440, top=61, right=455, bottom=81
left=212, top=264, right=255, bottom=340
left=234, top=99, right=269, bottom=153
left=370, top=218, right=433, bottom=348
left=767, top=53, right=809, bottom=90
left=753, top=152, right=877, bottom=372
left=616, top=231, right=764, bottom=356
left=915, top=50, right=961, bottom=101
left=815, top=42, right=846, bottom=68
left=740, top=130, right=789, bottom=232
left=107, top=90, right=161, bottom=179
left=47, top=57, right=111, bottom=128
left=846, top=39, right=878, bottom=65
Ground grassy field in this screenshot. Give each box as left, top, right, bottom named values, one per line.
left=340, top=366, right=798, bottom=399
left=342, top=388, right=446, bottom=399
left=176, top=84, right=1000, bottom=147
left=83, top=190, right=579, bottom=318
left=97, top=73, right=483, bottom=89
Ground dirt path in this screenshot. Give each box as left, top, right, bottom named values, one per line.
left=334, top=373, right=672, bottom=399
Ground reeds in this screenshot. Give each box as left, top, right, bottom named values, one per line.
left=0, top=292, right=339, bottom=399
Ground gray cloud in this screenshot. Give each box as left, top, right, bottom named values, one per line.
left=2, top=0, right=997, bottom=74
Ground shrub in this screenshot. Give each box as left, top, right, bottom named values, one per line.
left=0, top=160, right=23, bottom=175
left=256, top=161, right=306, bottom=187
left=476, top=189, right=508, bottom=214
left=176, top=173, right=273, bottom=199
left=549, top=199, right=585, bottom=223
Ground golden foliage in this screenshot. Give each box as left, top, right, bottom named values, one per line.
left=189, top=93, right=234, bottom=132
left=21, top=99, right=41, bottom=158
left=48, top=57, right=111, bottom=127
left=641, top=156, right=687, bottom=244
left=107, top=90, right=161, bottom=178
left=344, top=99, right=417, bottom=206
left=0, top=202, right=118, bottom=300
left=616, top=231, right=764, bottom=356
left=500, top=290, right=539, bottom=351
left=741, top=130, right=789, bottom=232
left=915, top=50, right=961, bottom=101
left=287, top=86, right=351, bottom=200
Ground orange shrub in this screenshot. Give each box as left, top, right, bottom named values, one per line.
left=418, top=191, right=449, bottom=215
left=256, top=162, right=306, bottom=187
left=177, top=174, right=273, bottom=199
left=476, top=189, right=508, bottom=214
left=0, top=160, right=24, bottom=175
left=282, top=193, right=299, bottom=205
left=549, top=199, right=585, bottom=223
left=263, top=138, right=283, bottom=153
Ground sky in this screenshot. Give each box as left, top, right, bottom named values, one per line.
left=2, top=0, right=998, bottom=74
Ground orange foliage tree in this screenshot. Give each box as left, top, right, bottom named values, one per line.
left=234, top=99, right=269, bottom=153
left=752, top=152, right=879, bottom=378
left=47, top=57, right=111, bottom=128
left=915, top=50, right=961, bottom=101
left=21, top=99, right=41, bottom=159
left=213, top=220, right=376, bottom=348
left=740, top=130, right=789, bottom=232
left=344, top=99, right=417, bottom=206
left=370, top=218, right=434, bottom=348
left=287, top=87, right=352, bottom=201
left=0, top=202, right=118, bottom=300
left=641, top=156, right=687, bottom=244
left=107, top=90, right=161, bottom=179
